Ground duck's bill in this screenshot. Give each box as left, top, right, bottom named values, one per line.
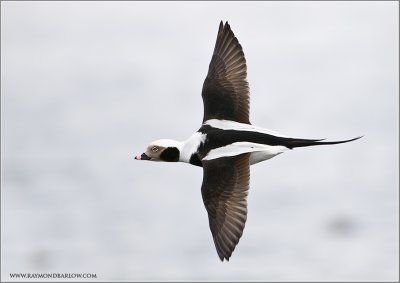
left=135, top=153, right=151, bottom=160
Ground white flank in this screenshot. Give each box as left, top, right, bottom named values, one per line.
left=204, top=119, right=288, bottom=138
left=203, top=142, right=287, bottom=164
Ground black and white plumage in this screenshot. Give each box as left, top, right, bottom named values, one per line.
left=135, top=21, right=361, bottom=261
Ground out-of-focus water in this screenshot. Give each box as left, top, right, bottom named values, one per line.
left=1, top=2, right=398, bottom=281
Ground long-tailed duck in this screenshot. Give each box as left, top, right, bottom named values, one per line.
left=135, top=21, right=361, bottom=261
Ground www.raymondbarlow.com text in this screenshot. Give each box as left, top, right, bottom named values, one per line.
left=9, top=273, right=97, bottom=279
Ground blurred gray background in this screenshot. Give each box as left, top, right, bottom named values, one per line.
left=1, top=1, right=398, bottom=281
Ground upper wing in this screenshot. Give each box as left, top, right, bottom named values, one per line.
left=201, top=21, right=250, bottom=124
left=201, top=153, right=250, bottom=261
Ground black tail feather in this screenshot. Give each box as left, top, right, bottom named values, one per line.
left=286, top=136, right=363, bottom=149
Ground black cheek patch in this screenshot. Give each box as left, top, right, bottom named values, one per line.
left=160, top=147, right=180, bottom=162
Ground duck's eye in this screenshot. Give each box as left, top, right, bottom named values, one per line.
left=151, top=146, right=159, bottom=152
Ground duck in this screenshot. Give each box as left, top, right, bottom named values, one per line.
left=135, top=21, right=361, bottom=261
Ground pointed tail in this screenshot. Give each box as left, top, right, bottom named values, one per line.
left=286, top=136, right=363, bottom=149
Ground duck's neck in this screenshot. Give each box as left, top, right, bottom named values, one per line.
left=179, top=132, right=207, bottom=163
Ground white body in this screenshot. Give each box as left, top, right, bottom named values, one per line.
left=162, top=120, right=289, bottom=165
left=203, top=142, right=287, bottom=165
left=202, top=119, right=288, bottom=164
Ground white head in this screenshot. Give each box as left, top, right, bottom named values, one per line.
left=135, top=139, right=182, bottom=162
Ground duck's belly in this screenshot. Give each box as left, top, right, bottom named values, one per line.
left=203, top=142, right=287, bottom=164
left=249, top=149, right=284, bottom=165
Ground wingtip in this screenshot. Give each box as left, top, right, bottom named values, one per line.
left=216, top=249, right=232, bottom=262
left=219, top=256, right=230, bottom=262
left=217, top=21, right=224, bottom=35
left=224, top=21, right=231, bottom=30
left=218, top=20, right=230, bottom=29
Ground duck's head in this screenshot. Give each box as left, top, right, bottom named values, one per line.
left=135, top=139, right=181, bottom=162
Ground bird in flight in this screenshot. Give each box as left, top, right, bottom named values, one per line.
left=135, top=21, right=361, bottom=261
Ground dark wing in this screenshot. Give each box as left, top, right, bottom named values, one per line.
left=201, top=153, right=250, bottom=261
left=201, top=21, right=250, bottom=124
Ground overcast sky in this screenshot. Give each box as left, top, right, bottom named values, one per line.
left=1, top=1, right=398, bottom=281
